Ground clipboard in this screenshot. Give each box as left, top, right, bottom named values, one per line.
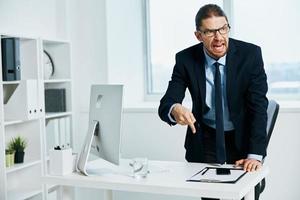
left=186, top=167, right=247, bottom=183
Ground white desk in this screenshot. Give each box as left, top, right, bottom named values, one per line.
left=42, top=159, right=268, bottom=200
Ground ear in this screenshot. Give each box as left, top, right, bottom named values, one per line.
left=194, top=31, right=203, bottom=42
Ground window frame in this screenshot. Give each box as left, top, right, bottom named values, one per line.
left=142, top=0, right=160, bottom=101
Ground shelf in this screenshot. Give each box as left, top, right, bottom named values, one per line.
left=1, top=34, right=37, bottom=41
left=2, top=81, right=21, bottom=85
left=7, top=187, right=42, bottom=200
left=44, top=79, right=71, bottom=83
left=45, top=112, right=72, bottom=119
left=4, top=118, right=39, bottom=126
left=6, top=160, right=41, bottom=174
left=0, top=36, right=73, bottom=200
left=48, top=184, right=59, bottom=193
left=4, top=120, right=23, bottom=126
left=42, top=38, right=70, bottom=44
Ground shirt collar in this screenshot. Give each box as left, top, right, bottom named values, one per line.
left=203, top=48, right=226, bottom=67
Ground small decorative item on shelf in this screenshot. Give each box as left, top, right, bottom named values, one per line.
left=49, top=144, right=73, bottom=175
left=5, top=149, right=15, bottom=167
left=7, top=136, right=27, bottom=163
left=43, top=50, right=55, bottom=79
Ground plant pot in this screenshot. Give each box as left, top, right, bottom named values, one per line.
left=5, top=149, right=15, bottom=167
left=5, top=152, right=15, bottom=167
left=14, top=151, right=25, bottom=163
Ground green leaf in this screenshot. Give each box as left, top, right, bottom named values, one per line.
left=7, top=136, right=27, bottom=152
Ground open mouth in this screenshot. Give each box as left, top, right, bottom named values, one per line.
left=212, top=43, right=225, bottom=52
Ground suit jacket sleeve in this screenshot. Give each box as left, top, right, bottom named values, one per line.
left=158, top=53, right=188, bottom=125
left=246, top=46, right=268, bottom=157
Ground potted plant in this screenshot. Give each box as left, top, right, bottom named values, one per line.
left=8, top=136, right=27, bottom=163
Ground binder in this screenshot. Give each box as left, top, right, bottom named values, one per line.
left=1, top=37, right=21, bottom=81
left=45, top=88, right=66, bottom=112
left=4, top=80, right=42, bottom=120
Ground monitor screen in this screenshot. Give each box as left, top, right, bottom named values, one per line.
left=77, top=84, right=123, bottom=175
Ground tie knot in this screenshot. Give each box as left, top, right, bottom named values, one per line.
left=214, top=62, right=220, bottom=68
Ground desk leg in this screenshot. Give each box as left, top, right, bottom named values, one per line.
left=244, top=187, right=255, bottom=200
left=104, top=189, right=113, bottom=200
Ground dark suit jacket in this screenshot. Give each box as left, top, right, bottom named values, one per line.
left=158, top=38, right=268, bottom=162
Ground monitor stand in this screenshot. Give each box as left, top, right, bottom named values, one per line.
left=77, top=120, right=99, bottom=176
left=77, top=120, right=129, bottom=177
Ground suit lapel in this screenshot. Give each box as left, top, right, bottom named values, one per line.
left=193, top=43, right=207, bottom=112
left=225, top=39, right=238, bottom=113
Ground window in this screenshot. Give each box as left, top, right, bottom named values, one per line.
left=146, top=0, right=300, bottom=101
left=232, top=0, right=300, bottom=101
left=145, top=0, right=223, bottom=95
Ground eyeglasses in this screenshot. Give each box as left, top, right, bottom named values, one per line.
left=199, top=24, right=231, bottom=37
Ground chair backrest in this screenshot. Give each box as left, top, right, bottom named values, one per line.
left=266, top=99, right=280, bottom=149
left=259, top=100, right=280, bottom=195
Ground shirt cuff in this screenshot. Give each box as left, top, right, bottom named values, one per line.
left=247, top=154, right=263, bottom=162
left=168, top=104, right=178, bottom=123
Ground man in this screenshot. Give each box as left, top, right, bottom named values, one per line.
left=158, top=4, right=268, bottom=200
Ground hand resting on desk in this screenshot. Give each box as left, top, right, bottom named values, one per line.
left=235, top=158, right=262, bottom=172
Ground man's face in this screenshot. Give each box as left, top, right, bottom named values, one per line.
left=195, top=16, right=229, bottom=59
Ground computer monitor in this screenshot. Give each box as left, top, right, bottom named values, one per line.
left=77, top=84, right=123, bottom=176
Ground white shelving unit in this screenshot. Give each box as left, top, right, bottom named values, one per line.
left=0, top=34, right=73, bottom=200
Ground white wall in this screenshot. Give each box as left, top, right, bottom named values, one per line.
left=106, top=0, right=147, bottom=107
left=261, top=110, right=300, bottom=199
left=0, top=0, right=67, bottom=39
left=66, top=0, right=108, bottom=152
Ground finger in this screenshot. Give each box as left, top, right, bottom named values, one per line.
left=251, top=163, right=258, bottom=172
left=183, top=112, right=196, bottom=134
left=255, top=163, right=262, bottom=171
left=235, top=159, right=244, bottom=166
left=250, top=162, right=259, bottom=172
left=252, top=161, right=261, bottom=171
left=190, top=113, right=196, bottom=123
left=190, top=114, right=196, bottom=134
left=186, top=114, right=196, bottom=133
left=246, top=162, right=254, bottom=172
left=189, top=122, right=196, bottom=134
left=245, top=160, right=261, bottom=172
left=244, top=162, right=250, bottom=171
left=243, top=160, right=251, bottom=171
left=245, top=160, right=257, bottom=172
left=186, top=117, right=196, bottom=134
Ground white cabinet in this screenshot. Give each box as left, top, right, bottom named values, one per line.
left=0, top=34, right=73, bottom=200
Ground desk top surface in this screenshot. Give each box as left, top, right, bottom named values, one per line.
left=42, top=159, right=268, bottom=199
